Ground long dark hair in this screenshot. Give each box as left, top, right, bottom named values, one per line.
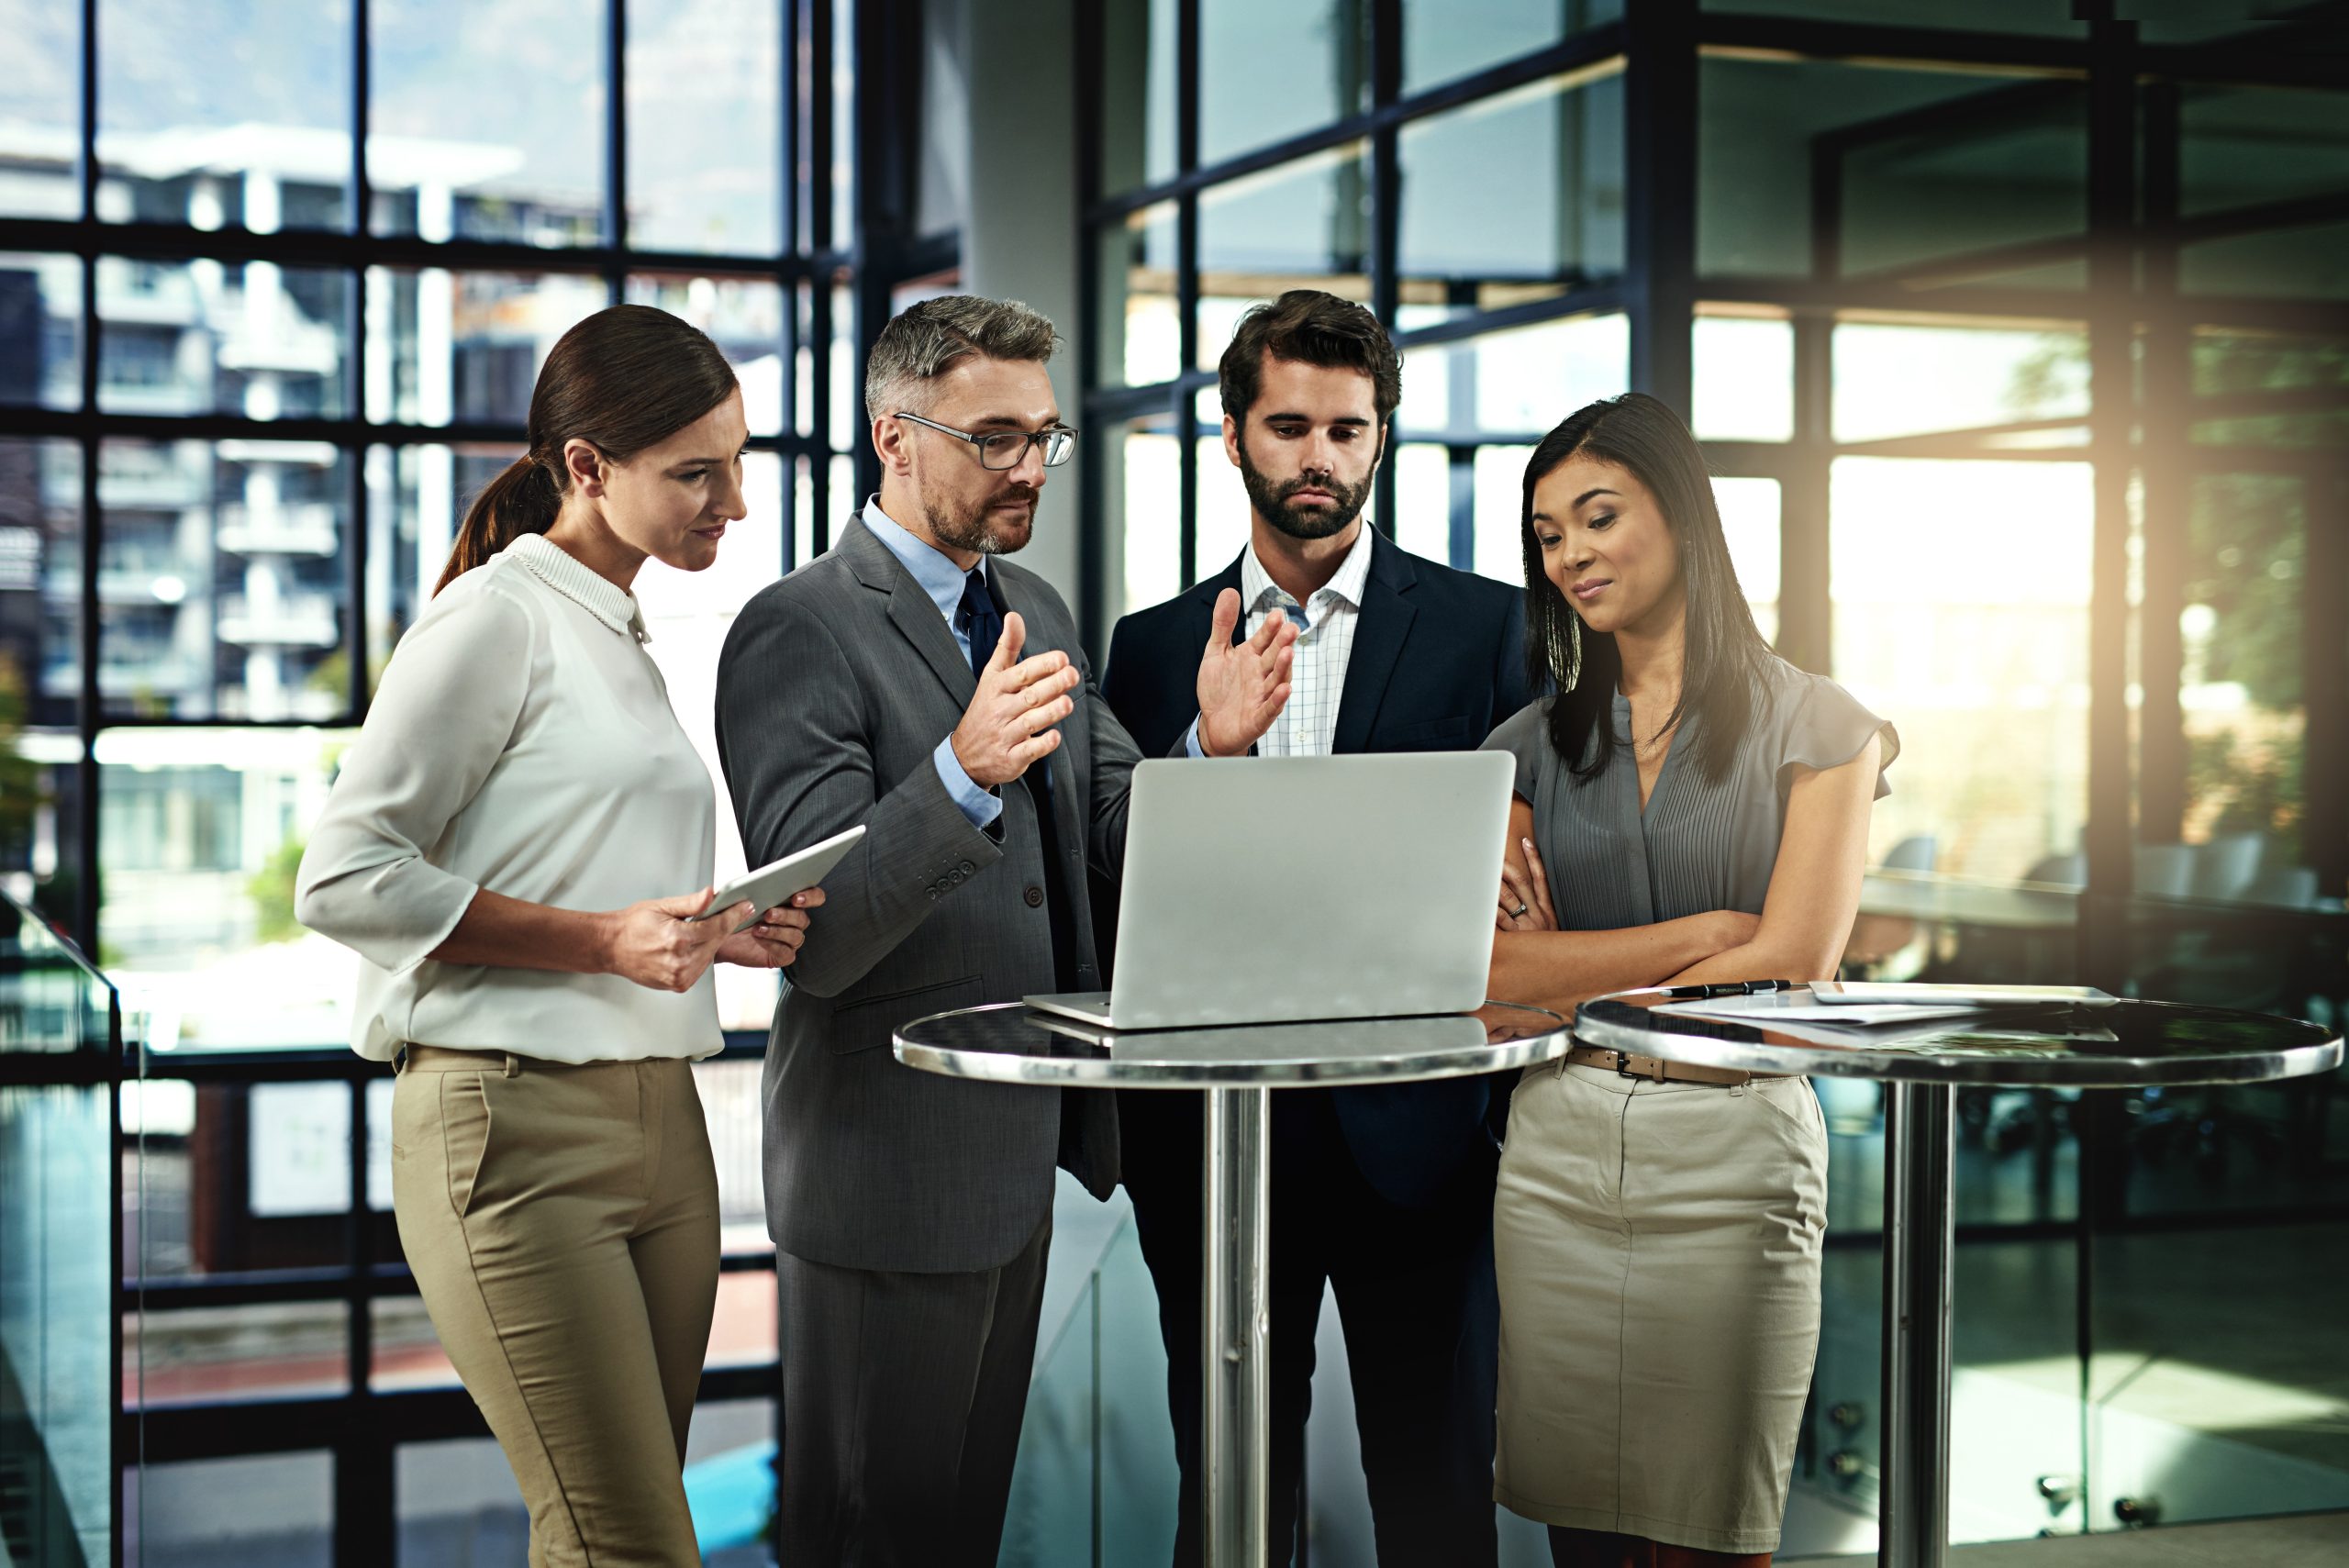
left=1520, top=393, right=1769, bottom=784
left=436, top=304, right=737, bottom=594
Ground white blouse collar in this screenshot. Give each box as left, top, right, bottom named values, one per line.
left=507, top=533, right=648, bottom=642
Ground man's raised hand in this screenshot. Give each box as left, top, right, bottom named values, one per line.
left=1195, top=587, right=1297, bottom=758
left=949, top=611, right=1082, bottom=788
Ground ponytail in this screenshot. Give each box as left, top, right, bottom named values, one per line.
left=436, top=455, right=562, bottom=595
left=427, top=304, right=739, bottom=595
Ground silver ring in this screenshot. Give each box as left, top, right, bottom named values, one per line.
left=1510, top=902, right=1530, bottom=919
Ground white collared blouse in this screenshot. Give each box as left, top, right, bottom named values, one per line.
left=296, top=533, right=722, bottom=1062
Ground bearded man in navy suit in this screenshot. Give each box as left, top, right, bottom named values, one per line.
left=1100, top=290, right=1532, bottom=1566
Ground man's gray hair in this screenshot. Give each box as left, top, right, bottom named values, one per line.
left=863, top=295, right=1061, bottom=421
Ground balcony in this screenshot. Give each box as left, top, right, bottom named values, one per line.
left=217, top=503, right=338, bottom=557
left=217, top=592, right=338, bottom=648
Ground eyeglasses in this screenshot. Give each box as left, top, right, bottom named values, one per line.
left=893, top=411, right=1078, bottom=470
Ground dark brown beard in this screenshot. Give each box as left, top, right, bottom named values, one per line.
left=1235, top=439, right=1372, bottom=541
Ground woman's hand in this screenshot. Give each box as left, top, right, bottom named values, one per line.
left=1497, top=835, right=1558, bottom=932
left=597, top=889, right=750, bottom=993
left=716, top=887, right=824, bottom=969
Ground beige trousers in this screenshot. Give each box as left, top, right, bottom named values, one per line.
left=1495, top=1062, right=1829, bottom=1555
left=391, top=1048, right=720, bottom=1568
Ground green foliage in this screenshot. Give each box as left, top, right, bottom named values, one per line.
left=248, top=836, right=307, bottom=944
left=0, top=655, right=43, bottom=846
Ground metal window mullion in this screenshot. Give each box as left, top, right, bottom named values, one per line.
left=1368, top=0, right=1402, bottom=542
left=345, top=0, right=372, bottom=725
left=1174, top=0, right=1198, bottom=586
left=2079, top=17, right=2139, bottom=999
left=605, top=0, right=628, bottom=304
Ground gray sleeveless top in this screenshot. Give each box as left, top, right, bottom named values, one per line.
left=1480, top=655, right=1898, bottom=929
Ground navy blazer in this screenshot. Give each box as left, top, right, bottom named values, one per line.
left=1097, top=528, right=1534, bottom=1209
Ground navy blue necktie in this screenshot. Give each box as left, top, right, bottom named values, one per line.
left=956, top=564, right=1077, bottom=989
left=958, top=567, right=1003, bottom=678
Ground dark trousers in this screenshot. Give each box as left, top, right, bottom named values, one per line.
left=776, top=1210, right=1052, bottom=1567
left=1122, top=1087, right=1500, bottom=1568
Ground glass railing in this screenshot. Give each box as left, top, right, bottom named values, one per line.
left=0, top=891, right=123, bottom=1568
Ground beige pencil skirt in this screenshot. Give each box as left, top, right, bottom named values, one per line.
left=1494, top=1061, right=1829, bottom=1554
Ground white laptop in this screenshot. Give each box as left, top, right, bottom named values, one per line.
left=1025, top=751, right=1514, bottom=1030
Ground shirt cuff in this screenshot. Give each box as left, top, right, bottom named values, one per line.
left=1185, top=718, right=1207, bottom=759
left=934, top=737, right=1003, bottom=828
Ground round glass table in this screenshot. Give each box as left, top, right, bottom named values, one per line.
left=1573, top=982, right=2343, bottom=1568
left=895, top=1001, right=1574, bottom=1568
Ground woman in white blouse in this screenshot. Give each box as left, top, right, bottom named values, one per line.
left=296, top=304, right=818, bottom=1566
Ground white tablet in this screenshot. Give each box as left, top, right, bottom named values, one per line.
left=691, top=825, right=866, bottom=932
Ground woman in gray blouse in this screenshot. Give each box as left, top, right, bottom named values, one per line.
left=1479, top=394, right=1897, bottom=1567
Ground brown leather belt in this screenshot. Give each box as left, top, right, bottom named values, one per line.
left=1563, top=1042, right=1787, bottom=1087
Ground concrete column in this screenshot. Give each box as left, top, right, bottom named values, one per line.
left=955, top=0, right=1085, bottom=609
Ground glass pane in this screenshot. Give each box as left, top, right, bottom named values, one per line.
left=98, top=728, right=360, bottom=1046
left=625, top=0, right=781, bottom=254
left=0, top=253, right=83, bottom=411
left=1097, top=203, right=1179, bottom=389
left=830, top=282, right=856, bottom=452
left=0, top=1082, right=112, bottom=1567
left=2178, top=84, right=2349, bottom=219
left=367, top=442, right=520, bottom=693
left=130, top=1451, right=332, bottom=1565
left=1831, top=456, right=2093, bottom=878
left=829, top=0, right=854, bottom=250
left=130, top=1302, right=352, bottom=1405
left=0, top=0, right=81, bottom=218
left=3, top=437, right=83, bottom=733
left=1197, top=150, right=1371, bottom=371
left=1701, top=56, right=2086, bottom=284
left=623, top=275, right=787, bottom=435
left=96, top=439, right=351, bottom=721
left=1397, top=69, right=1626, bottom=319
left=707, top=1269, right=778, bottom=1370
left=1390, top=444, right=1453, bottom=569
left=397, top=1438, right=525, bottom=1565
left=97, top=0, right=353, bottom=231
left=2189, top=329, right=2349, bottom=450
left=1199, top=0, right=1370, bottom=168
left=1196, top=411, right=1250, bottom=584
left=1398, top=312, right=1628, bottom=438
left=1714, top=475, right=1780, bottom=647
left=683, top=1399, right=781, bottom=1554
left=1691, top=314, right=1793, bottom=443
left=1117, top=419, right=1181, bottom=620
left=370, top=0, right=602, bottom=245
left=1833, top=320, right=2087, bottom=446
left=1403, top=0, right=1621, bottom=95
left=2180, top=474, right=2304, bottom=862
left=2181, top=221, right=2349, bottom=302
left=96, top=259, right=351, bottom=420
left=372, top=1293, right=453, bottom=1391
left=1097, top=0, right=1179, bottom=192
left=366, top=268, right=607, bottom=427
left=1472, top=444, right=1534, bottom=585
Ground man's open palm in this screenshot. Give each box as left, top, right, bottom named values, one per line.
left=1196, top=588, right=1297, bottom=757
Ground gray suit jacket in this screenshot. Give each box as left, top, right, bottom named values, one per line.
left=714, top=512, right=1140, bottom=1273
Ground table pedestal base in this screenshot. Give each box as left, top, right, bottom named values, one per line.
left=1879, top=1081, right=1955, bottom=1568
left=1203, top=1085, right=1271, bottom=1568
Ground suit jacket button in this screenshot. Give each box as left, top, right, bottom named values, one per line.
left=959, top=859, right=975, bottom=874
left=1023, top=884, right=1044, bottom=908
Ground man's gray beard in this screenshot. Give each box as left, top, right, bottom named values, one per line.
left=922, top=492, right=1030, bottom=556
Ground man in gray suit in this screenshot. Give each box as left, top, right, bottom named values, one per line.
left=715, top=295, right=1297, bottom=1565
